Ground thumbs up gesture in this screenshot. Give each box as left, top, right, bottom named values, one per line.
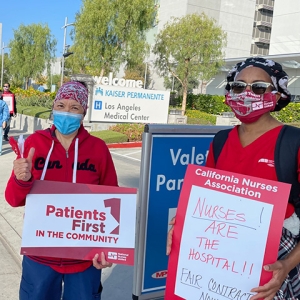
left=13, top=148, right=35, bottom=182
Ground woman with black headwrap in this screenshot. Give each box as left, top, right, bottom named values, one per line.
left=167, top=57, right=300, bottom=299
left=205, top=57, right=300, bottom=300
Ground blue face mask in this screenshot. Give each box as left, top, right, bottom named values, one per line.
left=53, top=110, right=83, bottom=135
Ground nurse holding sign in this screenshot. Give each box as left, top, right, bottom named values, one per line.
left=166, top=165, right=291, bottom=300
left=166, top=57, right=300, bottom=300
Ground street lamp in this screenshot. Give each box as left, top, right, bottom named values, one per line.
left=1, top=42, right=10, bottom=88
left=60, top=17, right=74, bottom=86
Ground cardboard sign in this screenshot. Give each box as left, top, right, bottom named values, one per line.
left=3, top=94, right=15, bottom=115
left=21, top=180, right=137, bottom=265
left=166, top=165, right=291, bottom=299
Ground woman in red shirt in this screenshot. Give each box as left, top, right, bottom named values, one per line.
left=168, top=57, right=300, bottom=300
left=5, top=81, right=118, bottom=300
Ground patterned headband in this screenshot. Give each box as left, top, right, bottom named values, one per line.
left=54, top=81, right=88, bottom=114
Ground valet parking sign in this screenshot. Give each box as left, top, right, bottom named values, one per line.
left=91, top=73, right=170, bottom=123
left=165, top=165, right=291, bottom=299
left=21, top=180, right=137, bottom=265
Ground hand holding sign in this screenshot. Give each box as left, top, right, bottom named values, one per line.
left=93, top=252, right=113, bottom=270
left=250, top=260, right=290, bottom=300
left=13, top=147, right=35, bottom=181
left=166, top=217, right=176, bottom=255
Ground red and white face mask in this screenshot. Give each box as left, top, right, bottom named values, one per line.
left=225, top=90, right=277, bottom=123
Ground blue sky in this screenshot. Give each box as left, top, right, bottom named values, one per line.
left=0, top=0, right=83, bottom=57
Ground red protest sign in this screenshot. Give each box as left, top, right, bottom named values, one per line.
left=166, top=165, right=291, bottom=299
left=21, top=180, right=137, bottom=265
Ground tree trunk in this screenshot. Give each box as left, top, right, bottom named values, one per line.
left=25, top=78, right=30, bottom=90
left=182, top=84, right=188, bottom=116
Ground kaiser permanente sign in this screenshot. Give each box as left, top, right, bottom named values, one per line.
left=91, top=73, right=170, bottom=123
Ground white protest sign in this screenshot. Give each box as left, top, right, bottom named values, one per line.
left=21, top=181, right=137, bottom=265
left=166, top=165, right=291, bottom=299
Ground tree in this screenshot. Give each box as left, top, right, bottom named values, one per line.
left=71, top=0, right=156, bottom=76
left=8, top=24, right=57, bottom=89
left=153, top=13, right=227, bottom=115
left=164, top=75, right=199, bottom=95
left=123, top=64, right=151, bottom=89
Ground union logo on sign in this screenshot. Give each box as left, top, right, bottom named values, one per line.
left=108, top=251, right=118, bottom=260
left=151, top=270, right=168, bottom=279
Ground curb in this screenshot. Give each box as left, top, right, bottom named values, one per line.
left=107, top=141, right=142, bottom=149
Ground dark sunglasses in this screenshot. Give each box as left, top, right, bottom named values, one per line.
left=3, top=85, right=9, bottom=88
left=229, top=81, right=273, bottom=95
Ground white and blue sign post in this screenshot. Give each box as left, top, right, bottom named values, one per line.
left=132, top=124, right=231, bottom=300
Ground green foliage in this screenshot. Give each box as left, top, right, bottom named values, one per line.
left=12, top=87, right=55, bottom=110
left=2, top=53, right=12, bottom=86
left=47, top=75, right=61, bottom=91
left=17, top=105, right=52, bottom=119
left=70, top=0, right=156, bottom=75
left=189, top=94, right=230, bottom=114
left=90, top=130, right=128, bottom=143
left=272, top=103, right=300, bottom=123
left=164, top=75, right=199, bottom=95
left=186, top=110, right=216, bottom=125
left=9, top=23, right=57, bottom=89
left=153, top=13, right=227, bottom=113
left=109, top=123, right=144, bottom=142
left=124, top=64, right=151, bottom=89
left=174, top=94, right=230, bottom=114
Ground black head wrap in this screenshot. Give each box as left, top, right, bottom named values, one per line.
left=225, top=57, right=291, bottom=111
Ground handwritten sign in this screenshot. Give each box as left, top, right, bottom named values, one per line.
left=3, top=94, right=15, bottom=115
left=21, top=180, right=137, bottom=265
left=166, top=165, right=291, bottom=299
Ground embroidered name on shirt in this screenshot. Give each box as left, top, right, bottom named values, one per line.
left=35, top=158, right=96, bottom=172
left=74, top=159, right=96, bottom=172
left=35, top=157, right=63, bottom=170
left=258, top=158, right=274, bottom=167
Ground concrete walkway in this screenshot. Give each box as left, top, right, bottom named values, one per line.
left=0, top=130, right=28, bottom=300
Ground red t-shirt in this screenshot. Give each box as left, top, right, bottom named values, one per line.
left=206, top=125, right=300, bottom=219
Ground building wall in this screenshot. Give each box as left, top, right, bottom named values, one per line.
left=150, top=0, right=257, bottom=90
left=219, top=0, right=256, bottom=58
left=157, top=0, right=188, bottom=32
left=186, top=0, right=256, bottom=58
left=269, top=0, right=300, bottom=54
left=157, top=0, right=256, bottom=59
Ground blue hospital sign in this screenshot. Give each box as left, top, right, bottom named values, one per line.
left=94, top=101, right=102, bottom=110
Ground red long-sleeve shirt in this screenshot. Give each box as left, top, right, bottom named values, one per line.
left=5, top=125, right=118, bottom=273
left=206, top=125, right=300, bottom=219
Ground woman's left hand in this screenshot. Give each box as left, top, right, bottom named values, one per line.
left=250, top=260, right=290, bottom=300
left=92, top=252, right=113, bottom=270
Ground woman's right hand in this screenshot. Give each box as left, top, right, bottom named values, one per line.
left=2, top=121, right=6, bottom=129
left=13, top=148, right=35, bottom=181
left=166, top=217, right=176, bottom=255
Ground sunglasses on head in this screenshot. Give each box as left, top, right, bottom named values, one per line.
left=229, top=81, right=273, bottom=95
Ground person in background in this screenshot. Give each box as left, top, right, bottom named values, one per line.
left=167, top=57, right=300, bottom=300
left=3, top=83, right=17, bottom=141
left=0, top=89, right=9, bottom=155
left=5, top=81, right=118, bottom=300
left=37, top=84, right=45, bottom=92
